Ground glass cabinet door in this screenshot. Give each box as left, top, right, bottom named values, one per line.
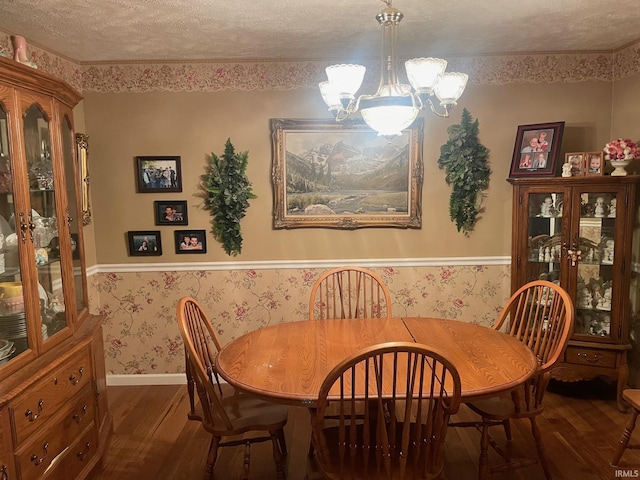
left=573, top=191, right=618, bottom=340
left=0, top=103, right=30, bottom=364
left=61, top=115, right=86, bottom=317
left=24, top=104, right=68, bottom=338
left=525, top=191, right=565, bottom=285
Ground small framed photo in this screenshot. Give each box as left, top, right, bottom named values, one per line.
left=565, top=152, right=585, bottom=176
left=136, top=156, right=182, bottom=193
left=175, top=229, right=207, bottom=254
left=509, top=121, right=565, bottom=178
left=585, top=151, right=604, bottom=176
left=154, top=200, right=188, bottom=225
left=127, top=230, right=162, bottom=256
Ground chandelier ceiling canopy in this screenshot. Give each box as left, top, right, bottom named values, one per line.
left=319, top=0, right=468, bottom=137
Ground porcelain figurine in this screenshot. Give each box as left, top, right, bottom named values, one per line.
left=10, top=35, right=37, bottom=69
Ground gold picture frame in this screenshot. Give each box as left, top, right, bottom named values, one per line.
left=75, top=133, right=91, bottom=225
left=270, top=118, right=424, bottom=229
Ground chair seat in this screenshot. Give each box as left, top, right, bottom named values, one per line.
left=219, top=391, right=288, bottom=434
left=624, top=389, right=640, bottom=409
left=466, top=393, right=543, bottom=421
left=317, top=420, right=445, bottom=480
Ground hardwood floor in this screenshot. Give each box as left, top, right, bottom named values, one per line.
left=89, top=379, right=639, bottom=480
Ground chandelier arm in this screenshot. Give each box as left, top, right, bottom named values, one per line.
left=425, top=98, right=450, bottom=118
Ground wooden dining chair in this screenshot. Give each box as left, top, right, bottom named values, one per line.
left=309, top=266, right=392, bottom=320
left=451, top=280, right=574, bottom=480
left=177, top=296, right=288, bottom=480
left=612, top=389, right=640, bottom=466
left=310, top=341, right=462, bottom=480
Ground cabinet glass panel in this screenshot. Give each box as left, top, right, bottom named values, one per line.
left=526, top=192, right=564, bottom=284
left=24, top=105, right=67, bottom=338
left=61, top=117, right=85, bottom=315
left=0, top=104, right=29, bottom=364
left=575, top=192, right=617, bottom=339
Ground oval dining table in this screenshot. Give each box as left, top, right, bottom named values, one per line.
left=215, top=317, right=539, bottom=407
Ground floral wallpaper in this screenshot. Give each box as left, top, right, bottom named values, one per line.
left=89, top=264, right=510, bottom=375
left=2, top=30, right=640, bottom=95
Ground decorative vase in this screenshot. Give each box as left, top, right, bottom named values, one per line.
left=609, top=159, right=631, bottom=176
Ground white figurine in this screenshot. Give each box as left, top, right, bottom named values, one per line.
left=544, top=246, right=551, bottom=262
left=594, top=196, right=606, bottom=217
left=561, top=162, right=572, bottom=177
left=540, top=196, right=554, bottom=217
left=603, top=239, right=614, bottom=263
left=609, top=198, right=617, bottom=218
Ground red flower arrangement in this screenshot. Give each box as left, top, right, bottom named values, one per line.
left=603, top=138, right=639, bottom=161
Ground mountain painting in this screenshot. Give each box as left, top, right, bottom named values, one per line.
left=271, top=119, right=423, bottom=229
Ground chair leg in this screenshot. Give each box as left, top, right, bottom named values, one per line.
left=502, top=419, right=512, bottom=441
left=270, top=429, right=287, bottom=480
left=530, top=417, right=552, bottom=480
left=205, top=436, right=221, bottom=480
left=612, top=409, right=639, bottom=466
left=478, top=422, right=489, bottom=480
left=277, top=427, right=288, bottom=456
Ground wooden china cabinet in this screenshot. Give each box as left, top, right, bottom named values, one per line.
left=0, top=56, right=110, bottom=479
left=509, top=175, right=640, bottom=411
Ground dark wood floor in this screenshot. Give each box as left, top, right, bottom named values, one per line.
left=89, top=379, right=640, bottom=480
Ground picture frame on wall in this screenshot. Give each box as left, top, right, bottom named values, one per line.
left=174, top=229, right=207, bottom=254
left=154, top=200, right=188, bottom=225
left=270, top=118, right=424, bottom=229
left=585, top=151, right=604, bottom=176
left=127, top=230, right=162, bottom=256
left=136, top=156, right=182, bottom=193
left=508, top=121, right=565, bottom=178
left=565, top=152, right=585, bottom=176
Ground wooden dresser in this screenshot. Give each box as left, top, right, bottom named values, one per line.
left=0, top=55, right=111, bottom=478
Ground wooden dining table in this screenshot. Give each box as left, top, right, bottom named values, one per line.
left=215, top=317, right=539, bottom=407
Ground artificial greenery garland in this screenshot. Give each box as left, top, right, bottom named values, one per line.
left=437, top=108, right=491, bottom=236
left=202, top=139, right=256, bottom=256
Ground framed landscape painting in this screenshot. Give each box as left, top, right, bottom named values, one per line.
left=270, top=118, right=424, bottom=229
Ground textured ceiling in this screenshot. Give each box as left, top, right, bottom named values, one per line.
left=0, top=0, right=639, bottom=63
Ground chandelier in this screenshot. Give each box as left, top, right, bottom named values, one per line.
left=319, top=0, right=468, bottom=137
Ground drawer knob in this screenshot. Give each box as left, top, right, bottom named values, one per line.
left=1, top=465, right=8, bottom=480
left=30, top=442, right=48, bottom=466
left=69, top=367, right=84, bottom=385
left=77, top=442, right=91, bottom=461
left=576, top=352, right=603, bottom=363
left=73, top=405, right=88, bottom=424
left=24, top=399, right=44, bottom=422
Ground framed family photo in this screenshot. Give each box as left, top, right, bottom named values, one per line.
left=565, top=152, right=585, bottom=176
left=127, top=230, right=162, bottom=256
left=154, top=200, right=188, bottom=225
left=585, top=151, right=604, bottom=176
left=509, top=121, right=565, bottom=178
left=136, top=156, right=182, bottom=193
left=270, top=118, right=424, bottom=229
left=174, top=229, right=207, bottom=254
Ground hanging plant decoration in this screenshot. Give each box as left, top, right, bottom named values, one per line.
left=202, top=138, right=256, bottom=256
left=437, top=108, right=491, bottom=236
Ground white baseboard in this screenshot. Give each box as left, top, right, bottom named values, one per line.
left=106, top=373, right=187, bottom=386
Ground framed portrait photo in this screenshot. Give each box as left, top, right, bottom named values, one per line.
left=136, top=156, right=182, bottom=193
left=509, top=121, right=565, bottom=178
left=174, top=229, right=207, bottom=254
left=154, top=200, right=188, bottom=225
left=584, top=151, right=604, bottom=176
left=127, top=230, right=162, bottom=256
left=564, top=152, right=585, bottom=177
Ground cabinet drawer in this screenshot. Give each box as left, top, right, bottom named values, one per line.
left=15, top=388, right=96, bottom=480
left=41, top=425, right=98, bottom=480
left=565, top=347, right=617, bottom=368
left=11, top=348, right=92, bottom=446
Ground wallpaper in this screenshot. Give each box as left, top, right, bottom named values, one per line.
left=90, top=264, right=510, bottom=375
left=1, top=30, right=640, bottom=94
